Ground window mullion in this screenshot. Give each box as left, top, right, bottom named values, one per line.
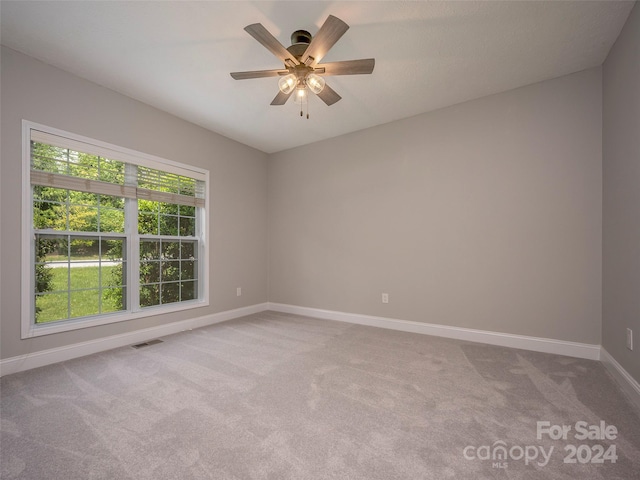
left=125, top=163, right=139, bottom=312
left=66, top=235, right=71, bottom=319
left=196, top=179, right=205, bottom=302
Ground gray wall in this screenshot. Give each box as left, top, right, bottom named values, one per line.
left=269, top=68, right=603, bottom=345
left=3, top=33, right=627, bottom=366
left=603, top=4, right=640, bottom=382
left=0, top=47, right=268, bottom=359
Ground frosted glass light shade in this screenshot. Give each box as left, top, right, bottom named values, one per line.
left=306, top=74, right=325, bottom=94
left=278, top=74, right=296, bottom=94
left=294, top=86, right=307, bottom=105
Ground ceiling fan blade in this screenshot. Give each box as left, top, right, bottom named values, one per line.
left=230, top=69, right=288, bottom=80
left=271, top=89, right=293, bottom=106
left=244, top=23, right=299, bottom=65
left=316, top=58, right=375, bottom=76
left=302, top=15, right=349, bottom=66
left=316, top=83, right=341, bottom=106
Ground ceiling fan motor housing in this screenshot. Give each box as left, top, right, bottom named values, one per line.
left=291, top=30, right=312, bottom=45
left=287, top=30, right=312, bottom=59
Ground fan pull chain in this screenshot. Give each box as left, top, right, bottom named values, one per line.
left=300, top=96, right=310, bottom=119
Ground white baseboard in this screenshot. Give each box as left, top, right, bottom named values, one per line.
left=600, top=348, right=640, bottom=412
left=0, top=303, right=268, bottom=377
left=267, top=303, right=602, bottom=361
left=2, top=301, right=610, bottom=379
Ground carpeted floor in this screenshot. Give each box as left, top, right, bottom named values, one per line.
left=1, top=311, right=639, bottom=479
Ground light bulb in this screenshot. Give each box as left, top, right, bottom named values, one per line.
left=294, top=86, right=307, bottom=105
left=306, top=73, right=325, bottom=94
left=278, top=74, right=296, bottom=95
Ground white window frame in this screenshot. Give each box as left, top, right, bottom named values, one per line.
left=21, top=120, right=210, bottom=338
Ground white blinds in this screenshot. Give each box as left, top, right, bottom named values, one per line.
left=136, top=188, right=205, bottom=208
left=31, top=170, right=137, bottom=199
left=137, top=166, right=205, bottom=207
left=30, top=130, right=205, bottom=207
left=30, top=129, right=206, bottom=181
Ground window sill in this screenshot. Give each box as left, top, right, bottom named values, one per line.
left=22, top=298, right=209, bottom=339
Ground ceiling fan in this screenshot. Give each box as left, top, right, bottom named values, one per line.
left=230, top=15, right=374, bottom=115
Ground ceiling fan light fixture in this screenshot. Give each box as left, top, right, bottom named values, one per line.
left=278, top=74, right=297, bottom=94
left=306, top=73, right=325, bottom=94
left=294, top=86, right=308, bottom=105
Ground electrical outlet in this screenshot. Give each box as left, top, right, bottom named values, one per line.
left=627, top=328, right=633, bottom=351
left=236, top=287, right=242, bottom=297
left=382, top=293, right=389, bottom=304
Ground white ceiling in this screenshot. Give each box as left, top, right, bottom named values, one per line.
left=1, top=1, right=634, bottom=153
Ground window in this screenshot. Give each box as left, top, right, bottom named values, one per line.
left=21, top=121, right=209, bottom=338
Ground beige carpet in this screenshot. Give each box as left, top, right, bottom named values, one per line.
left=2, top=311, right=639, bottom=479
